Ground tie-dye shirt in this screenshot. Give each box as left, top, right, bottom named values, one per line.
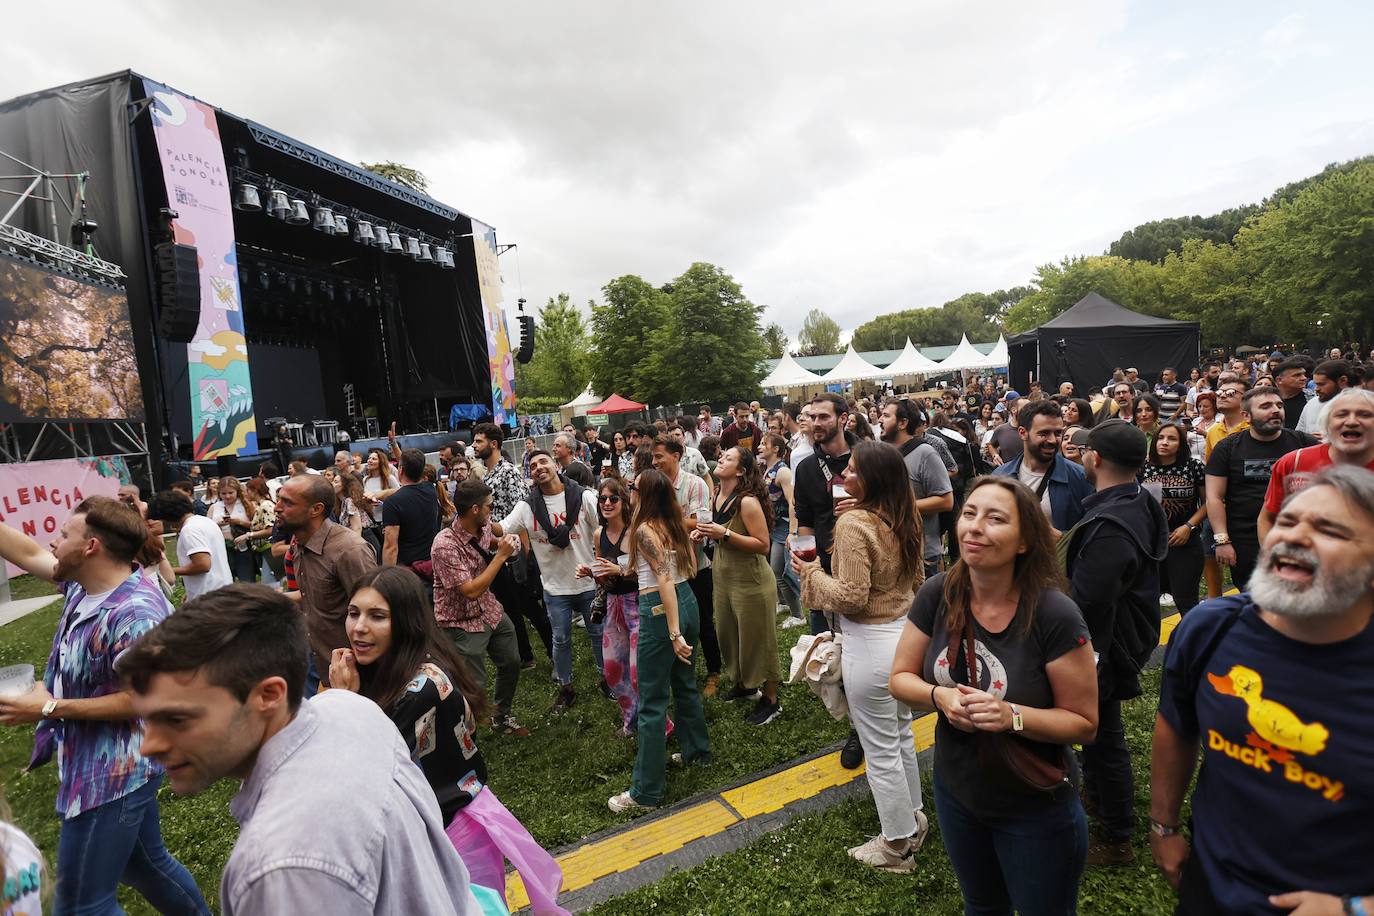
left=32, top=571, right=170, bottom=818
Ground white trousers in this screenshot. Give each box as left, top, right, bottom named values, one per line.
left=839, top=616, right=923, bottom=841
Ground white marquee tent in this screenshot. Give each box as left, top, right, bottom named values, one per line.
left=759, top=352, right=823, bottom=389
left=883, top=338, right=944, bottom=375
left=936, top=334, right=997, bottom=372
left=821, top=345, right=887, bottom=382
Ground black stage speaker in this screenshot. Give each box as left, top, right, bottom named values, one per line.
left=154, top=242, right=201, bottom=342
left=516, top=314, right=536, bottom=363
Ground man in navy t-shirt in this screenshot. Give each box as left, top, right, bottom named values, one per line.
left=1151, top=466, right=1374, bottom=915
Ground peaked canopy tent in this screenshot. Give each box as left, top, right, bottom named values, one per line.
left=883, top=338, right=944, bottom=376
left=936, top=334, right=997, bottom=373
left=760, top=352, right=823, bottom=389
left=821, top=345, right=886, bottom=383
left=587, top=393, right=647, bottom=414
left=983, top=335, right=1009, bottom=367
left=1008, top=292, right=1200, bottom=396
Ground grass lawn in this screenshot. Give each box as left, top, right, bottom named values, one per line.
left=587, top=668, right=1179, bottom=916
left=1, top=574, right=1183, bottom=915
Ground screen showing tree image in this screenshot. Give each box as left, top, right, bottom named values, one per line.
left=0, top=254, right=142, bottom=421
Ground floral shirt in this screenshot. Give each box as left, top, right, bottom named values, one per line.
left=481, top=457, right=526, bottom=520
left=389, top=662, right=486, bottom=824
left=31, top=572, right=171, bottom=818
left=430, top=522, right=503, bottom=633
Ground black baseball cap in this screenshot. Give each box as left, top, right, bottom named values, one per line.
left=1085, top=419, right=1148, bottom=469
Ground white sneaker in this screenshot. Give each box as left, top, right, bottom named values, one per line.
left=910, top=809, right=929, bottom=851
left=1160, top=593, right=1175, bottom=606
left=780, top=616, right=806, bottom=629
left=607, top=790, right=655, bottom=814
left=847, top=834, right=920, bottom=873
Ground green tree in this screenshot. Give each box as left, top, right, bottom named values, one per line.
left=360, top=161, right=431, bottom=194
left=1002, top=256, right=1166, bottom=333
left=796, top=308, right=842, bottom=356
left=643, top=263, right=766, bottom=404
left=587, top=275, right=672, bottom=403
left=849, top=288, right=1021, bottom=351
left=1107, top=209, right=1257, bottom=263
left=761, top=322, right=789, bottom=359
left=514, top=293, right=589, bottom=401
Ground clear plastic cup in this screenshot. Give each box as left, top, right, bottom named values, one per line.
left=792, top=534, right=818, bottom=562
left=0, top=664, right=35, bottom=697
left=618, top=555, right=631, bottom=575
left=831, top=478, right=848, bottom=501
left=696, top=507, right=713, bottom=526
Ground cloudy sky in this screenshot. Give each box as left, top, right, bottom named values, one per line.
left=4, top=1, right=1372, bottom=339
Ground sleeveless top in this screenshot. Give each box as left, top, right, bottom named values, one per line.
left=635, top=532, right=686, bottom=590
left=764, top=460, right=789, bottom=528
left=599, top=525, right=638, bottom=596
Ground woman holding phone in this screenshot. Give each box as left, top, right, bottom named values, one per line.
left=607, top=470, right=711, bottom=813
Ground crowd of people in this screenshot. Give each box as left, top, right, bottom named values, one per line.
left=0, top=346, right=1371, bottom=914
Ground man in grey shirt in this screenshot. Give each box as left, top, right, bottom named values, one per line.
left=879, top=398, right=954, bottom=578
left=118, top=584, right=478, bottom=915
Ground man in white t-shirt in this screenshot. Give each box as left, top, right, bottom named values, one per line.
left=490, top=449, right=603, bottom=713
left=147, top=490, right=232, bottom=600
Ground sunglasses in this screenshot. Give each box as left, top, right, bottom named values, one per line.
left=598, top=494, right=621, bottom=503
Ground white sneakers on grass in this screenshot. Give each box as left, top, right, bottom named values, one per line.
left=847, top=810, right=929, bottom=873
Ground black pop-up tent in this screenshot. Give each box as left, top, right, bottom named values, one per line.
left=1008, top=292, right=1200, bottom=395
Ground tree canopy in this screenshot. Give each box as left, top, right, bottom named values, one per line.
left=796, top=309, right=842, bottom=356
left=513, top=293, right=590, bottom=402
left=360, top=161, right=431, bottom=194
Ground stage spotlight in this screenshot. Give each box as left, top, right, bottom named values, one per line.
left=388, top=231, right=404, bottom=254
left=372, top=226, right=390, bottom=249
left=417, top=242, right=433, bottom=262
left=313, top=206, right=335, bottom=233
left=266, top=189, right=290, bottom=219
left=404, top=236, right=421, bottom=259
left=333, top=213, right=348, bottom=236
left=259, top=270, right=270, bottom=290
left=354, top=220, right=374, bottom=245
left=287, top=275, right=298, bottom=293
left=233, top=183, right=262, bottom=212
left=438, top=247, right=455, bottom=268
left=287, top=199, right=310, bottom=225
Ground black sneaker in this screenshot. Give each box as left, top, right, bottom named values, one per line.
left=551, top=685, right=575, bottom=715
left=724, top=684, right=762, bottom=703
left=840, top=728, right=865, bottom=768
left=746, top=697, right=782, bottom=726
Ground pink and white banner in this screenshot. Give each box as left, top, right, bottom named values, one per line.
left=0, top=457, right=129, bottom=577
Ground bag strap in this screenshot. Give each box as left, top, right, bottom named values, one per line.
left=1034, top=462, right=1054, bottom=502
left=962, top=611, right=978, bottom=688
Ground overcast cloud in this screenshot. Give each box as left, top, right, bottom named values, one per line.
left=3, top=1, right=1371, bottom=338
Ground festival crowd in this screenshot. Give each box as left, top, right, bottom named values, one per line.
left=0, top=344, right=1372, bottom=915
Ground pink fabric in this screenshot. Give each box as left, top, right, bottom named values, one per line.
left=445, top=787, right=569, bottom=916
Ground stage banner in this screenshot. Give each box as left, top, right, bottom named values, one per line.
left=0, top=457, right=130, bottom=578
left=145, top=80, right=258, bottom=459
left=471, top=220, right=516, bottom=426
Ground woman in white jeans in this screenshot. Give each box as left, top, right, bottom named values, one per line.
left=796, top=439, right=926, bottom=872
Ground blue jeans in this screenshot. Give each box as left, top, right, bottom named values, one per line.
left=55, top=778, right=210, bottom=915
left=935, top=774, right=1087, bottom=916
left=545, top=589, right=604, bottom=686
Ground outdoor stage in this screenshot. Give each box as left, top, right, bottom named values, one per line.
left=0, top=70, right=517, bottom=483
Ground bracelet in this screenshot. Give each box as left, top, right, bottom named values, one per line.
left=1345, top=896, right=1368, bottom=916
left=670, top=631, right=682, bottom=640
left=930, top=685, right=938, bottom=711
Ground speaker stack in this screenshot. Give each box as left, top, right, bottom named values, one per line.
left=154, top=242, right=202, bottom=342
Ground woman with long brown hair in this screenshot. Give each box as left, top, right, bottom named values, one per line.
left=890, top=475, right=1098, bottom=913
left=329, top=566, right=564, bottom=912
left=209, top=476, right=258, bottom=582
left=794, top=440, right=926, bottom=871
left=363, top=447, right=397, bottom=524
left=695, top=446, right=782, bottom=725
left=608, top=469, right=710, bottom=813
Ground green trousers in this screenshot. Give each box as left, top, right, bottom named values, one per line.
left=631, top=581, right=712, bottom=805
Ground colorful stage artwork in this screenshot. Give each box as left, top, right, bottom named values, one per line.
left=0, top=456, right=129, bottom=578
left=145, top=79, right=258, bottom=459
left=472, top=220, right=516, bottom=426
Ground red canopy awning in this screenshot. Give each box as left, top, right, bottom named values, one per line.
left=587, top=393, right=647, bottom=414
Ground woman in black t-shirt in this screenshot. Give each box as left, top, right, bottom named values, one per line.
left=1139, top=422, right=1208, bottom=614
left=579, top=476, right=645, bottom=736
left=891, top=476, right=1098, bottom=916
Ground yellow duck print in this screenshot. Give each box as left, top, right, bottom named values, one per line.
left=1208, top=665, right=1329, bottom=764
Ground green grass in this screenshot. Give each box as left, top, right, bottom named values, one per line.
left=1, top=580, right=1181, bottom=915
left=587, top=668, right=1179, bottom=916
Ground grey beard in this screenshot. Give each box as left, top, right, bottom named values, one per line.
left=1249, top=546, right=1374, bottom=619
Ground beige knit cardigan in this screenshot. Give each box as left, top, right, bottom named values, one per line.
left=800, top=509, right=921, bottom=625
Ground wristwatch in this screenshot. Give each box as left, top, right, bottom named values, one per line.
left=1149, top=819, right=1183, bottom=838
left=1009, top=703, right=1024, bottom=732
left=669, top=631, right=682, bottom=641
left=1212, top=532, right=1231, bottom=545
left=722, top=528, right=733, bottom=542
left=41, top=699, right=59, bottom=719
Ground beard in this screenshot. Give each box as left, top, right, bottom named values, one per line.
left=1249, top=542, right=1374, bottom=618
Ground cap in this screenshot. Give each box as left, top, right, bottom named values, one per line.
left=1003, top=390, right=1021, bottom=402
left=1085, top=419, right=1148, bottom=469
left=1269, top=351, right=1283, bottom=360
left=1067, top=427, right=1092, bottom=447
